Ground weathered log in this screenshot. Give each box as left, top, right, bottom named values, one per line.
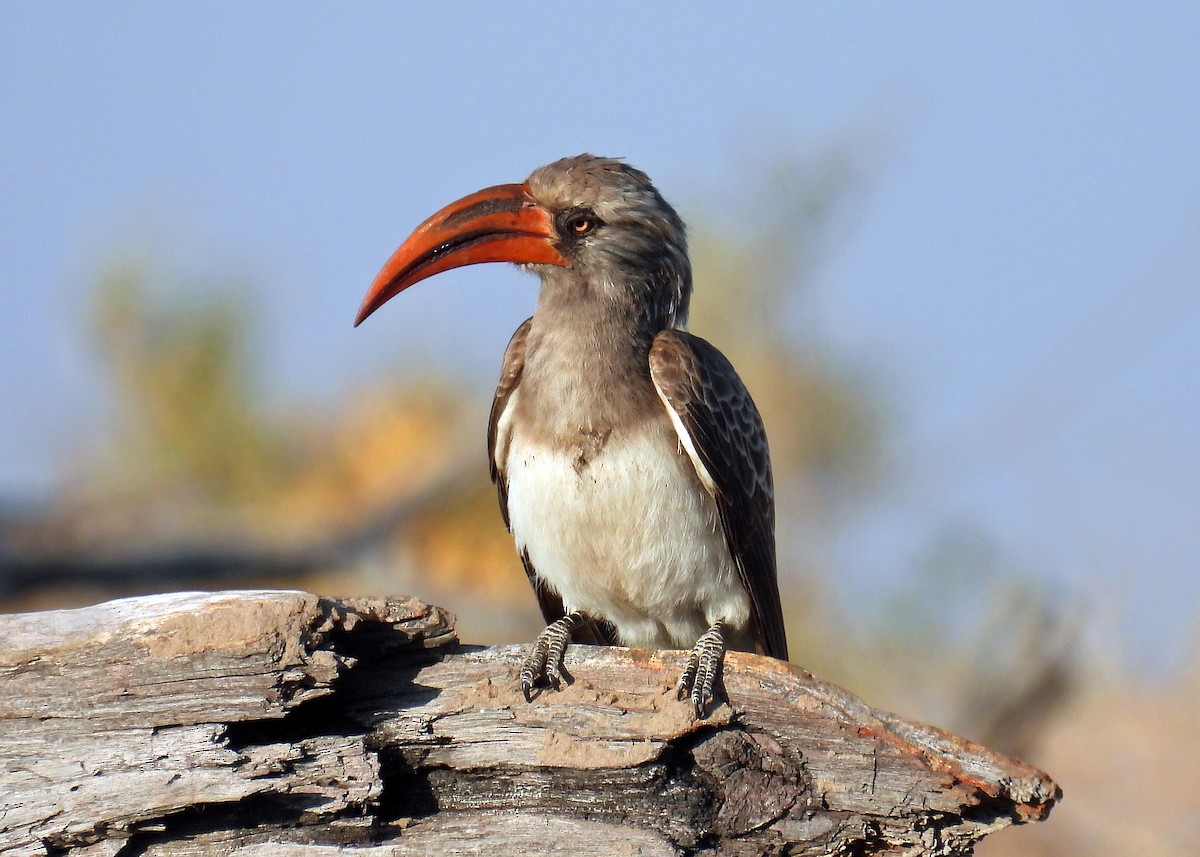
left=0, top=590, right=1059, bottom=856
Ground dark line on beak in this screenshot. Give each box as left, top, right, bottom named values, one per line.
left=398, top=228, right=531, bottom=284
left=441, top=194, right=527, bottom=229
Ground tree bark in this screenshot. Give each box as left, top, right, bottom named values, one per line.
left=0, top=590, right=1059, bottom=856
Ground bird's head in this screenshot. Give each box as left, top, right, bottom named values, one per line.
left=355, top=154, right=691, bottom=329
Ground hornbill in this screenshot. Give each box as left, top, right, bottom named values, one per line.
left=356, top=155, right=787, bottom=715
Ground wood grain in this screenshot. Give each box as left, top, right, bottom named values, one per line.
left=0, top=590, right=1058, bottom=856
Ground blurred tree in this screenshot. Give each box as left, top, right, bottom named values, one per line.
left=89, top=257, right=280, bottom=503
left=84, top=254, right=477, bottom=528
left=50, top=250, right=542, bottom=632
left=864, top=524, right=1074, bottom=757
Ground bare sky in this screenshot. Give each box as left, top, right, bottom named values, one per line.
left=2, top=4, right=1197, bottom=665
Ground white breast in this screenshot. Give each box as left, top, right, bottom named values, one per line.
left=503, top=419, right=750, bottom=649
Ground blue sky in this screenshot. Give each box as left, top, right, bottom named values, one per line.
left=2, top=4, right=1197, bottom=665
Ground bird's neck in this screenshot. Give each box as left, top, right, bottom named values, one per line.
left=516, top=272, right=668, bottom=442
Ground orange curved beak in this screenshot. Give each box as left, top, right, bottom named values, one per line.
left=355, top=182, right=567, bottom=326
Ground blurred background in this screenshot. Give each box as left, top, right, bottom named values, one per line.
left=2, top=4, right=1198, bottom=853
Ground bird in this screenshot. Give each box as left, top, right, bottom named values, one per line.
left=355, top=154, right=787, bottom=716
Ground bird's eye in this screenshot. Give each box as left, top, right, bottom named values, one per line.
left=558, top=208, right=601, bottom=238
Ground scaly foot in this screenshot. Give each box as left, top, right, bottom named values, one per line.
left=520, top=612, right=583, bottom=700
left=676, top=621, right=726, bottom=718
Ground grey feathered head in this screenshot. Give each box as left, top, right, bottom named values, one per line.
left=527, top=154, right=692, bottom=328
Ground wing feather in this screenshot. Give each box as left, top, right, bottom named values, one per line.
left=487, top=319, right=531, bottom=531
left=650, top=330, right=788, bottom=660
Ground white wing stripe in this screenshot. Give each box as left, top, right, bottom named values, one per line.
left=652, top=377, right=718, bottom=496
left=492, top=387, right=520, bottom=484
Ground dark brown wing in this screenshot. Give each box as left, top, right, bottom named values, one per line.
left=649, top=330, right=788, bottom=660
left=488, top=318, right=617, bottom=646
left=487, top=317, right=531, bottom=531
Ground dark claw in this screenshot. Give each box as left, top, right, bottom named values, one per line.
left=519, top=612, right=582, bottom=700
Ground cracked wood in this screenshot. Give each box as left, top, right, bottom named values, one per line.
left=0, top=590, right=1059, bottom=856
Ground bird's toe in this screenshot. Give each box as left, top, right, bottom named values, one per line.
left=679, top=622, right=727, bottom=718
left=519, top=612, right=582, bottom=701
